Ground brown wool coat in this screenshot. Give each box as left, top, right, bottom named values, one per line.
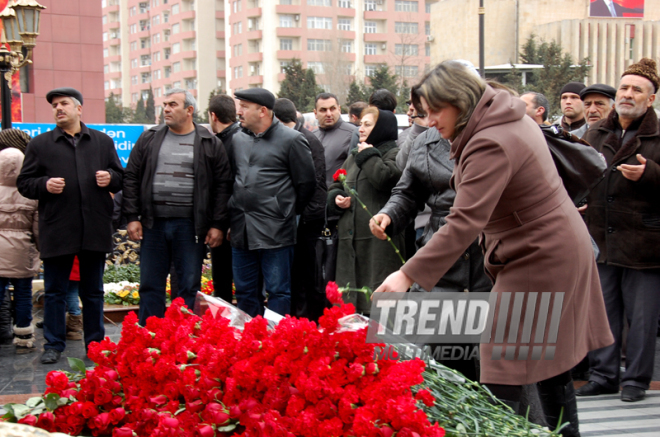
left=583, top=108, right=660, bottom=268
left=401, top=86, right=613, bottom=385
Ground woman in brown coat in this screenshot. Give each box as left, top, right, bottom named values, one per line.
left=372, top=61, right=613, bottom=436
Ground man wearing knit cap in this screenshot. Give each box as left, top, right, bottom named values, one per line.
left=580, top=83, right=617, bottom=125
left=557, top=81, right=588, bottom=138
left=229, top=88, right=316, bottom=317
left=578, top=58, right=660, bottom=403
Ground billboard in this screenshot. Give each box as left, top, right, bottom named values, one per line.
left=589, top=0, right=644, bottom=18
left=14, top=123, right=146, bottom=167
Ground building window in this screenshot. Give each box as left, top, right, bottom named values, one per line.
left=395, top=44, right=418, bottom=56
left=140, top=54, right=151, bottom=66
left=130, top=41, right=137, bottom=51
left=141, top=72, right=151, bottom=83
left=103, top=32, right=108, bottom=41
left=337, top=18, right=351, bottom=31
left=141, top=38, right=150, bottom=49
left=153, top=15, right=160, bottom=25
left=139, top=2, right=149, bottom=13
left=173, top=61, right=181, bottom=72
left=163, top=12, right=169, bottom=23
left=425, top=43, right=430, bottom=57
left=364, top=21, right=376, bottom=33
left=153, top=33, right=161, bottom=44
left=338, top=0, right=351, bottom=7
left=307, top=62, right=324, bottom=74
left=365, top=43, right=376, bottom=55
left=233, top=43, right=243, bottom=56
left=131, top=58, right=138, bottom=68
left=172, top=23, right=180, bottom=34
left=130, top=24, right=137, bottom=33
left=425, top=21, right=430, bottom=35
left=395, top=22, right=418, bottom=34
left=173, top=81, right=181, bottom=88
left=164, top=66, right=171, bottom=77
left=153, top=51, right=160, bottom=61
left=307, top=0, right=331, bottom=5
left=129, top=6, right=136, bottom=16
left=139, top=20, right=149, bottom=31
left=132, top=93, right=139, bottom=102
left=185, top=78, right=197, bottom=89
left=279, top=15, right=293, bottom=28
left=233, top=22, right=242, bottom=34
left=280, top=61, right=290, bottom=73
left=164, top=30, right=170, bottom=41
left=395, top=65, right=418, bottom=77
left=341, top=40, right=352, bottom=53
left=342, top=63, right=352, bottom=75
left=307, top=39, right=331, bottom=51
left=164, top=48, right=171, bottom=59
left=425, top=1, right=431, bottom=13
left=172, top=42, right=180, bottom=54
left=307, top=17, right=332, bottom=29
left=233, top=66, right=243, bottom=78
left=365, top=0, right=376, bottom=11
left=131, top=76, right=138, bottom=85
left=280, top=0, right=292, bottom=4
left=233, top=0, right=241, bottom=13
left=280, top=38, right=292, bottom=50
left=153, top=69, right=161, bottom=80
left=395, top=1, right=418, bottom=12
left=172, top=3, right=180, bottom=14
left=365, top=65, right=377, bottom=77
left=104, top=65, right=109, bottom=74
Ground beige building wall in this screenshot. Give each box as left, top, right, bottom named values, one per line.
left=430, top=0, right=660, bottom=86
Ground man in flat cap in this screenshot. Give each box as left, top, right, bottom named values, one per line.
left=230, top=88, right=316, bottom=317
left=122, top=88, right=233, bottom=326
left=577, top=58, right=660, bottom=403
left=580, top=83, right=616, bottom=126
left=557, top=81, right=588, bottom=138
left=17, top=87, right=124, bottom=364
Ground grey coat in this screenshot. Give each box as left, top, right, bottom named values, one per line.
left=313, top=118, right=357, bottom=186
left=230, top=117, right=316, bottom=250
left=379, top=128, right=492, bottom=294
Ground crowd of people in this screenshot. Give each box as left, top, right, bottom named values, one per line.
left=1, top=57, right=659, bottom=437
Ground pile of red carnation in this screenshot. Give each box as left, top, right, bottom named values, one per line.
left=7, top=285, right=444, bottom=437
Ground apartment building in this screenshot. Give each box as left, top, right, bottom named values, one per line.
left=228, top=0, right=435, bottom=98
left=103, top=0, right=434, bottom=111
left=103, top=0, right=225, bottom=116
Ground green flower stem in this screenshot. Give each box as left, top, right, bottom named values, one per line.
left=341, top=180, right=405, bottom=265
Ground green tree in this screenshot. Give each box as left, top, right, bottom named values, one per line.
left=507, top=34, right=591, bottom=118
left=105, top=92, right=124, bottom=123
left=368, top=65, right=399, bottom=98
left=144, top=87, right=155, bottom=124
left=132, top=96, right=148, bottom=124
left=346, top=80, right=368, bottom=106
left=278, top=59, right=323, bottom=112
left=396, top=80, right=410, bottom=114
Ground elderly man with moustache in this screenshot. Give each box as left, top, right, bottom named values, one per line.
left=580, top=84, right=616, bottom=126
left=577, top=58, right=660, bottom=403
left=17, top=88, right=124, bottom=364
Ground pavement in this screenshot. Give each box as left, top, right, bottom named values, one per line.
left=1, top=308, right=659, bottom=436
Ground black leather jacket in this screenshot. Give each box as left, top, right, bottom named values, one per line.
left=122, top=123, right=233, bottom=237
left=379, top=128, right=492, bottom=293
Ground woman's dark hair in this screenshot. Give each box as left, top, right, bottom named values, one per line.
left=414, top=61, right=486, bottom=140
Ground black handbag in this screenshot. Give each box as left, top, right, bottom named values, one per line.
left=541, top=125, right=607, bottom=205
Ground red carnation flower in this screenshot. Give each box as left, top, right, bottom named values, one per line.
left=326, top=281, right=343, bottom=305
left=333, top=169, right=347, bottom=181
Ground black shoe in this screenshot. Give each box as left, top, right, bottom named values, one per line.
left=538, top=380, right=581, bottom=437
left=575, top=381, right=618, bottom=397
left=40, top=349, right=61, bottom=364
left=621, top=386, right=645, bottom=402
left=36, top=321, right=44, bottom=329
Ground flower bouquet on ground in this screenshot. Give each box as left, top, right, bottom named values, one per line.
left=103, top=282, right=141, bottom=306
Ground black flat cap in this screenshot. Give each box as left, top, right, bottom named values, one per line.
left=580, top=83, right=617, bottom=101
left=46, top=87, right=83, bottom=105
left=234, top=88, right=275, bottom=110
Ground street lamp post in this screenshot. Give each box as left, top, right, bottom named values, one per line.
left=479, top=0, right=485, bottom=78
left=0, top=0, right=45, bottom=129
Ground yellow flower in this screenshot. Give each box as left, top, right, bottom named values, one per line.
left=119, top=290, right=130, bottom=298
left=132, top=291, right=140, bottom=299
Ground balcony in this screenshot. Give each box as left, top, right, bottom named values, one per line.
left=216, top=50, right=226, bottom=58
left=364, top=33, right=386, bottom=42
left=275, top=5, right=301, bottom=14
left=364, top=10, right=388, bottom=20
left=338, top=30, right=356, bottom=40
left=364, top=54, right=388, bottom=64
left=216, top=10, right=225, bottom=19
left=247, top=75, right=263, bottom=85
left=180, top=50, right=197, bottom=59
left=180, top=10, right=196, bottom=20
left=216, top=31, right=225, bottom=39
left=217, top=70, right=226, bottom=78
left=244, top=30, right=262, bottom=40
left=277, top=50, right=302, bottom=60
left=337, top=7, right=356, bottom=17
left=276, top=27, right=303, bottom=37
left=246, top=7, right=261, bottom=17
left=245, top=52, right=263, bottom=62
left=104, top=4, right=120, bottom=13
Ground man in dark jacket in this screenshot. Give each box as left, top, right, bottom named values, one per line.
left=577, top=58, right=660, bottom=403
left=313, top=93, right=357, bottom=186
left=231, top=88, right=315, bottom=317
left=122, top=88, right=233, bottom=325
left=17, top=87, right=124, bottom=364
left=208, top=94, right=241, bottom=304
left=273, top=98, right=328, bottom=321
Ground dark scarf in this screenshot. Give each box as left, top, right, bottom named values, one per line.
left=363, top=109, right=398, bottom=148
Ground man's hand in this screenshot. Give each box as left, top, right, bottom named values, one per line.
left=617, top=154, right=647, bottom=182
left=127, top=221, right=143, bottom=241
left=335, top=195, right=351, bottom=209
left=96, top=171, right=112, bottom=187
left=205, top=228, right=224, bottom=248
left=369, top=213, right=391, bottom=240
left=226, top=228, right=231, bottom=242
left=46, top=177, right=65, bottom=194
left=374, top=271, right=414, bottom=294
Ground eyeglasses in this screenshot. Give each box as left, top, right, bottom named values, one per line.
left=405, top=100, right=412, bottom=106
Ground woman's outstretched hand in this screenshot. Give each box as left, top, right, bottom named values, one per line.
left=374, top=270, right=414, bottom=294
left=370, top=213, right=391, bottom=240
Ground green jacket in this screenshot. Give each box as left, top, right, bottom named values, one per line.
left=327, top=140, right=404, bottom=313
